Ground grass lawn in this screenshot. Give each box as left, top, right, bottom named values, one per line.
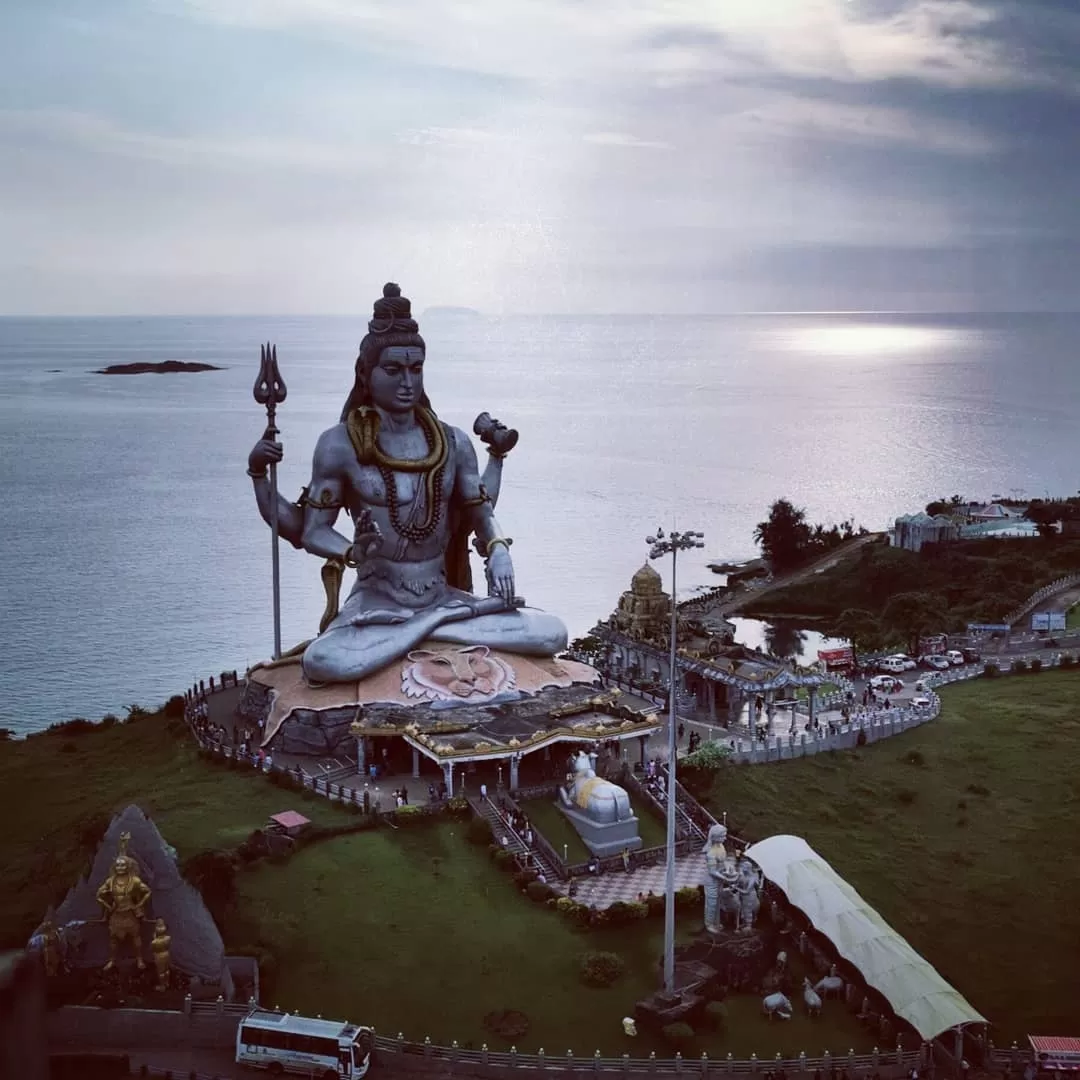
left=0, top=713, right=342, bottom=948
left=1067, top=603, right=1080, bottom=629
left=225, top=823, right=875, bottom=1057
left=700, top=669, right=1080, bottom=1041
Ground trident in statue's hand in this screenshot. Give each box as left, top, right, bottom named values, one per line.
left=254, top=344, right=287, bottom=659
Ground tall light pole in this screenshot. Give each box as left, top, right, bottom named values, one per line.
left=647, top=526, right=705, bottom=998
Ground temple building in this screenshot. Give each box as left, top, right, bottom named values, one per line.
left=592, top=566, right=830, bottom=731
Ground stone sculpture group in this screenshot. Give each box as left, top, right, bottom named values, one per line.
left=702, top=824, right=762, bottom=934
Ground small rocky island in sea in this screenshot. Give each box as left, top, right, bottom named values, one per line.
left=94, top=361, right=222, bottom=375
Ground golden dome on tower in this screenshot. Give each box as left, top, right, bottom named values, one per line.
left=631, top=563, right=662, bottom=594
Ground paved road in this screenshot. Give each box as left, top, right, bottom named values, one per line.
left=715, top=533, right=883, bottom=617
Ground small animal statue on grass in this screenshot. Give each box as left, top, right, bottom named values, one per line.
left=622, top=1017, right=638, bottom=1037
left=803, top=977, right=823, bottom=1018
left=762, top=992, right=793, bottom=1020
left=814, top=964, right=845, bottom=999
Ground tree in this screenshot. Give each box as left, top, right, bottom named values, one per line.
left=764, top=620, right=807, bottom=660
left=1025, top=501, right=1062, bottom=540
left=828, top=608, right=886, bottom=659
left=754, top=499, right=813, bottom=573
left=925, top=494, right=966, bottom=517
left=881, top=592, right=946, bottom=655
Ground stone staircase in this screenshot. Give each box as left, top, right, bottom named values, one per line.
left=469, top=795, right=562, bottom=885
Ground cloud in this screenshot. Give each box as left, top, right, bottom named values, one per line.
left=0, top=107, right=383, bottom=173
left=732, top=95, right=999, bottom=154
left=582, top=131, right=672, bottom=151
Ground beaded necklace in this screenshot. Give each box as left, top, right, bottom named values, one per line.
left=345, top=406, right=449, bottom=543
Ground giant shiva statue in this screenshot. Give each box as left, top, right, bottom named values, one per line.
left=247, top=283, right=568, bottom=684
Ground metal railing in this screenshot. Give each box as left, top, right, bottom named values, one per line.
left=371, top=1032, right=925, bottom=1076
left=1002, top=573, right=1080, bottom=626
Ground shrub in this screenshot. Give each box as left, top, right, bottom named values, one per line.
left=125, top=703, right=149, bottom=720
left=579, top=951, right=625, bottom=988
left=492, top=848, right=514, bottom=871
left=1029, top=657, right=1043, bottom=673
left=661, top=1021, right=695, bottom=1047
left=446, top=796, right=470, bottom=818
left=48, top=718, right=98, bottom=736
left=513, top=868, right=539, bottom=888
left=675, top=886, right=703, bottom=909
left=164, top=695, right=186, bottom=718
left=525, top=880, right=556, bottom=903
left=100, top=714, right=117, bottom=729
left=466, top=817, right=494, bottom=845
left=644, top=893, right=665, bottom=917
left=0, top=728, right=13, bottom=740
left=393, top=805, right=423, bottom=825
left=982, top=662, right=999, bottom=678
left=1010, top=659, right=1028, bottom=675
left=605, top=900, right=649, bottom=926
left=703, top=1001, right=728, bottom=1030
left=1060, top=654, right=1075, bottom=669
left=555, top=897, right=592, bottom=926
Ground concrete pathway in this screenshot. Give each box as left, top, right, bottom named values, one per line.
left=572, top=852, right=706, bottom=909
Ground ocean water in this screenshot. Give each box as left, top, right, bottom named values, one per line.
left=2, top=311, right=1079, bottom=735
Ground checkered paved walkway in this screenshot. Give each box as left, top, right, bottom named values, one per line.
left=571, top=853, right=706, bottom=909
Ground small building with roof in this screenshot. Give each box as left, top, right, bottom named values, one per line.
left=891, top=512, right=958, bottom=553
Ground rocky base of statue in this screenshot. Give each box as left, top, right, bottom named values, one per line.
left=240, top=646, right=655, bottom=760
left=678, top=926, right=778, bottom=995
left=41, top=961, right=192, bottom=1012
left=633, top=960, right=717, bottom=1029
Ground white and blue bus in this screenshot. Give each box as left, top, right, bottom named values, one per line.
left=236, top=1007, right=373, bottom=1077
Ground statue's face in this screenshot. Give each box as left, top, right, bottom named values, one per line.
left=369, top=345, right=425, bottom=414
left=113, top=856, right=130, bottom=877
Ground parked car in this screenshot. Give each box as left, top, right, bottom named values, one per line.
left=877, top=657, right=907, bottom=675
left=961, top=647, right=981, bottom=663
left=921, top=654, right=951, bottom=670
left=890, top=654, right=918, bottom=670
left=945, top=650, right=965, bottom=666
left=869, top=675, right=903, bottom=692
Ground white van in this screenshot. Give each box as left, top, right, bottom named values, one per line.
left=878, top=657, right=907, bottom=674
left=237, top=1008, right=373, bottom=1077
left=945, top=650, right=965, bottom=666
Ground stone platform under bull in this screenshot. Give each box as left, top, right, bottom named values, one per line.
left=238, top=645, right=662, bottom=794
left=558, top=803, right=643, bottom=858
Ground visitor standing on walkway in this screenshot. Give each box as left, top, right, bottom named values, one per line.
left=480, top=782, right=488, bottom=802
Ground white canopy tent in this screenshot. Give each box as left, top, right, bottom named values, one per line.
left=745, top=835, right=986, bottom=1042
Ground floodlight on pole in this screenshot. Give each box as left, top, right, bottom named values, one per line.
left=647, top=526, right=705, bottom=998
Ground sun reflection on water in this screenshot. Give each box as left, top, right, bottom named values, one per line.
left=783, top=322, right=957, bottom=358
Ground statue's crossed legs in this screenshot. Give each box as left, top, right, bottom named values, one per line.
left=302, top=585, right=568, bottom=684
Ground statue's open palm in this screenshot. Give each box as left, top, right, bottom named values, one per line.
left=487, top=547, right=515, bottom=602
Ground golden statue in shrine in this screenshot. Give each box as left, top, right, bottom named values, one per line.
left=95, top=831, right=151, bottom=971
left=150, top=918, right=172, bottom=991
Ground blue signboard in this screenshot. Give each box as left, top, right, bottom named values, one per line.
left=967, top=623, right=1011, bottom=633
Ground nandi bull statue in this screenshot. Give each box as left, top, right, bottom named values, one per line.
left=803, top=977, right=823, bottom=1017
left=558, top=751, right=642, bottom=857
left=560, top=751, right=632, bottom=823
left=762, top=992, right=793, bottom=1020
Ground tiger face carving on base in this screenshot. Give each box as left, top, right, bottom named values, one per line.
left=401, top=645, right=517, bottom=703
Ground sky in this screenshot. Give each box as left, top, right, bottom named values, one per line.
left=1, top=0, right=1078, bottom=315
